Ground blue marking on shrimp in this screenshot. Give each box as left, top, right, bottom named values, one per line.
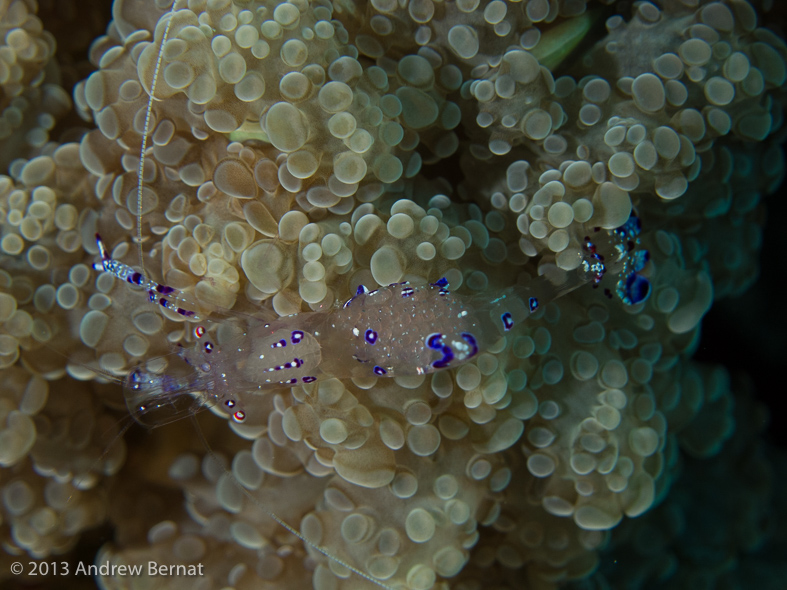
left=343, top=284, right=370, bottom=308
left=291, top=330, right=304, bottom=344
left=268, top=358, right=304, bottom=372
left=426, top=333, right=442, bottom=349
left=501, top=312, right=514, bottom=331
left=401, top=286, right=415, bottom=298
left=631, top=250, right=650, bottom=272
left=95, top=233, right=196, bottom=318
left=529, top=297, right=539, bottom=312
left=431, top=277, right=448, bottom=287
left=609, top=213, right=652, bottom=305
left=365, top=329, right=378, bottom=344
left=373, top=366, right=387, bottom=375
left=426, top=333, right=455, bottom=369
left=619, top=273, right=651, bottom=305
left=272, top=339, right=287, bottom=348
left=614, top=213, right=642, bottom=240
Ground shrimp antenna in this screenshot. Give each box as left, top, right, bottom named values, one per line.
left=136, top=0, right=178, bottom=272
left=190, top=415, right=396, bottom=590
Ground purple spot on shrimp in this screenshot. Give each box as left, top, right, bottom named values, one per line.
left=374, top=366, right=387, bottom=375
left=427, top=333, right=444, bottom=349
left=95, top=234, right=107, bottom=253
left=461, top=333, right=479, bottom=357
left=502, top=312, right=514, bottom=331
left=344, top=284, right=369, bottom=308
left=285, top=378, right=297, bottom=384
left=431, top=277, right=448, bottom=288
left=291, top=330, right=304, bottom=344
left=432, top=347, right=454, bottom=369
left=131, top=272, right=144, bottom=285
left=365, top=329, right=378, bottom=345
left=156, top=284, right=176, bottom=295
left=272, top=339, right=287, bottom=348
left=426, top=332, right=455, bottom=368
left=204, top=342, right=213, bottom=353
left=401, top=286, right=414, bottom=298
left=529, top=297, right=539, bottom=312
left=303, top=376, right=316, bottom=383
left=292, top=358, right=303, bottom=368
left=619, top=272, right=651, bottom=305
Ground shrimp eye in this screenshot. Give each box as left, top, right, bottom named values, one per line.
left=225, top=399, right=236, bottom=409
left=232, top=410, right=246, bottom=423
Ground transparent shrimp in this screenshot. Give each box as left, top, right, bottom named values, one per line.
left=95, top=212, right=650, bottom=423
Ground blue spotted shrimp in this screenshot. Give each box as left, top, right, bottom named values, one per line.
left=95, top=212, right=650, bottom=429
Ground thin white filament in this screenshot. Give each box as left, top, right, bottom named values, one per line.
left=136, top=1, right=178, bottom=272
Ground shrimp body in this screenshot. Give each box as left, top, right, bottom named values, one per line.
left=187, top=280, right=484, bottom=392
left=99, top=213, right=651, bottom=424
left=329, top=280, right=482, bottom=377
left=122, top=279, right=481, bottom=424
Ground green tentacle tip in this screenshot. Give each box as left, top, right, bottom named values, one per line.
left=229, top=121, right=270, bottom=143
left=531, top=10, right=600, bottom=71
